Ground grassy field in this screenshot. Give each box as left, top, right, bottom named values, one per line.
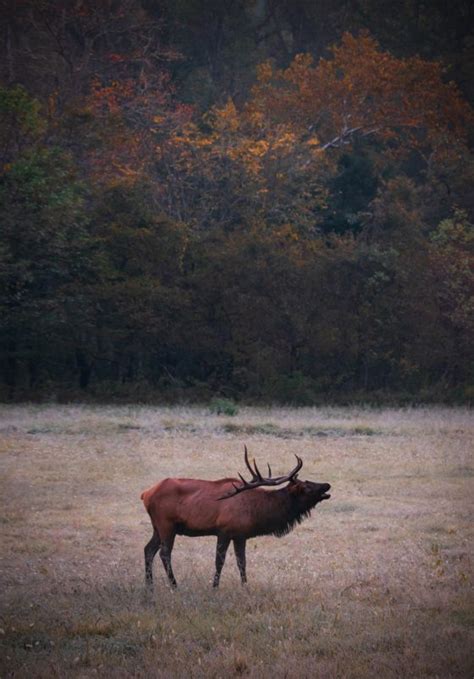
left=0, top=404, right=473, bottom=678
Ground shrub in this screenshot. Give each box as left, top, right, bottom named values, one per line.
left=209, top=397, right=239, bottom=416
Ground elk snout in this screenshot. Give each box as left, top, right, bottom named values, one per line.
left=321, top=482, right=331, bottom=492
left=317, top=482, right=331, bottom=500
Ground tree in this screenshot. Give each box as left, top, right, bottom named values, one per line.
left=429, top=209, right=474, bottom=389
left=157, top=96, right=331, bottom=234
left=0, top=85, right=44, bottom=166
left=249, top=32, right=472, bottom=158
left=0, top=147, right=95, bottom=394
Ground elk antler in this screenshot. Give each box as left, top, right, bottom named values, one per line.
left=218, top=445, right=303, bottom=499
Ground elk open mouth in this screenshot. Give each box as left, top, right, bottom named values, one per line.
left=319, top=483, right=331, bottom=501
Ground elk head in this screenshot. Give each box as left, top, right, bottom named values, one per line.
left=219, top=445, right=331, bottom=506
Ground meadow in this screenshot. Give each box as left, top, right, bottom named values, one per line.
left=0, top=404, right=472, bottom=678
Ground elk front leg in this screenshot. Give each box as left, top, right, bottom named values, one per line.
left=159, top=531, right=177, bottom=588
left=213, top=536, right=231, bottom=588
left=144, top=530, right=161, bottom=587
left=233, top=538, right=247, bottom=585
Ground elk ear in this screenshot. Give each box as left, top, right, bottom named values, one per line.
left=288, top=479, right=304, bottom=494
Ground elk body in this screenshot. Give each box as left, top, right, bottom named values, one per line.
left=141, top=447, right=331, bottom=588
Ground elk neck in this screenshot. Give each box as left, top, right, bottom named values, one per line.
left=249, top=485, right=314, bottom=538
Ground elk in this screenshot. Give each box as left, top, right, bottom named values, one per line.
left=141, top=446, right=331, bottom=588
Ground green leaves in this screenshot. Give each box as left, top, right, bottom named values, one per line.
left=0, top=86, right=45, bottom=165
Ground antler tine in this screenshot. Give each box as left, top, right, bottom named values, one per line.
left=252, top=458, right=264, bottom=480
left=217, top=473, right=254, bottom=500
left=290, top=454, right=303, bottom=478
left=244, top=445, right=257, bottom=480
left=217, top=450, right=305, bottom=500
left=244, top=444, right=267, bottom=481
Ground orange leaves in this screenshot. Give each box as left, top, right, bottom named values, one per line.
left=169, top=98, right=322, bottom=188
left=89, top=78, right=135, bottom=116
left=255, top=61, right=274, bottom=84
left=156, top=86, right=331, bottom=232
left=77, top=30, right=472, bottom=240
left=83, top=61, right=192, bottom=187
left=210, top=99, right=240, bottom=133
left=249, top=32, right=472, bottom=158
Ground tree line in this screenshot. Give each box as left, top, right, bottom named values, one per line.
left=1, top=0, right=473, bottom=403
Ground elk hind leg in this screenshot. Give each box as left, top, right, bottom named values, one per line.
left=233, top=538, right=247, bottom=585
left=144, top=530, right=161, bottom=587
left=213, top=536, right=230, bottom=588
left=159, top=531, right=177, bottom=588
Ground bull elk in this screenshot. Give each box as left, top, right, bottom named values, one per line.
left=141, top=446, right=331, bottom=588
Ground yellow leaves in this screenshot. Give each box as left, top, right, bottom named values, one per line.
left=293, top=53, right=314, bottom=68
left=192, top=136, right=216, bottom=148
left=256, top=61, right=274, bottom=84
left=227, top=138, right=268, bottom=176
left=246, top=106, right=265, bottom=127
left=170, top=123, right=217, bottom=152
left=273, top=131, right=296, bottom=149
left=274, top=224, right=300, bottom=242
left=286, top=53, right=314, bottom=79
left=248, top=140, right=269, bottom=157
left=157, top=71, right=333, bottom=207
left=282, top=53, right=314, bottom=88
left=210, top=99, right=240, bottom=132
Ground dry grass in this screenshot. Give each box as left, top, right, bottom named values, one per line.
left=0, top=404, right=473, bottom=678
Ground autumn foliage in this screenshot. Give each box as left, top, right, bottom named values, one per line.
left=251, top=33, right=471, bottom=153
left=0, top=3, right=473, bottom=402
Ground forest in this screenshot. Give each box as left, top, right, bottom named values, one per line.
left=1, top=0, right=473, bottom=403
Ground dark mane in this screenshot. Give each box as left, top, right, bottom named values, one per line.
left=271, top=507, right=313, bottom=538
